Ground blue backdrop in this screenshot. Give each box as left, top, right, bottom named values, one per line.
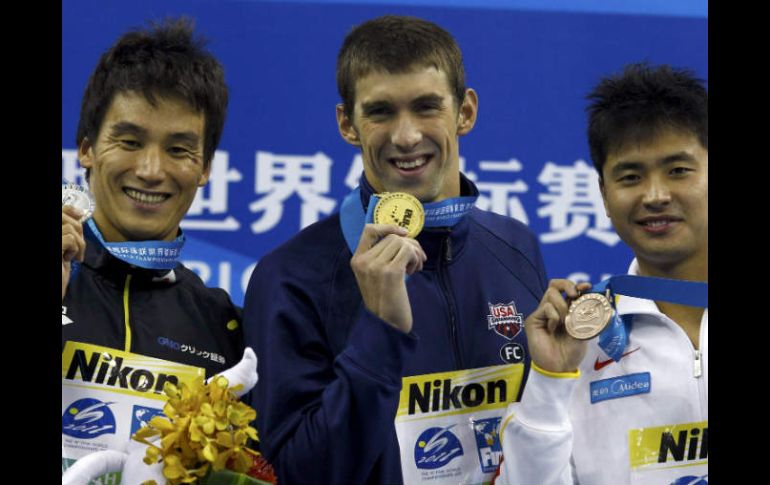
left=62, top=0, right=707, bottom=306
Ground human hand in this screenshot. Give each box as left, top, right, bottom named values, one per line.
left=524, top=279, right=593, bottom=373
left=350, top=223, right=427, bottom=333
left=62, top=205, right=86, bottom=301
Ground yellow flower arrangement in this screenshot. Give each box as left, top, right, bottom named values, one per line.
left=132, top=375, right=262, bottom=485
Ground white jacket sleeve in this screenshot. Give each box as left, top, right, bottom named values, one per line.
left=497, top=365, right=580, bottom=485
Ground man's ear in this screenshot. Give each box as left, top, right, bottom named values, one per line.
left=78, top=137, right=94, bottom=169
left=336, top=104, right=361, bottom=146
left=599, top=176, right=610, bottom=218
left=457, top=88, right=478, bottom=136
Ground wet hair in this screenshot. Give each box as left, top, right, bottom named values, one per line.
left=586, top=62, right=707, bottom=177
left=336, top=15, right=466, bottom=118
left=76, top=17, right=228, bottom=171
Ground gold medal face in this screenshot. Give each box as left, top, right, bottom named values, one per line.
left=372, top=192, right=425, bottom=238
left=62, top=183, right=95, bottom=223
left=564, top=293, right=613, bottom=340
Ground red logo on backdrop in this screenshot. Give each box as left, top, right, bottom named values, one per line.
left=487, top=302, right=523, bottom=340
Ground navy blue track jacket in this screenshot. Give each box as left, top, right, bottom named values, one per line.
left=243, top=175, right=547, bottom=485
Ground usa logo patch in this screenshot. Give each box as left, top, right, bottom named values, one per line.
left=487, top=302, right=523, bottom=340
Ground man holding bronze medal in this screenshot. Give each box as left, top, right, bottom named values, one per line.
left=243, top=15, right=547, bottom=485
left=61, top=19, right=253, bottom=482
left=495, top=63, right=708, bottom=485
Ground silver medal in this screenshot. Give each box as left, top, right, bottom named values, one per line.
left=62, top=183, right=95, bottom=222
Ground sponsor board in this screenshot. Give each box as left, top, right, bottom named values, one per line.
left=628, top=420, right=708, bottom=485
left=396, top=364, right=523, bottom=485
left=62, top=341, right=204, bottom=481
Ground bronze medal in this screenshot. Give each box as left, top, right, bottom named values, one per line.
left=372, top=192, right=425, bottom=238
left=564, top=293, right=613, bottom=340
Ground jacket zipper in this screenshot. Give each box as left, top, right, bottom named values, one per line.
left=695, top=311, right=708, bottom=419
left=437, top=233, right=463, bottom=369
left=123, top=274, right=133, bottom=352
left=692, top=349, right=702, bottom=378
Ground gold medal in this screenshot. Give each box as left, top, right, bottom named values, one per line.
left=372, top=192, right=425, bottom=238
left=564, top=293, right=613, bottom=340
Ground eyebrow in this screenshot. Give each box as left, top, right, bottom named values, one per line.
left=660, top=151, right=697, bottom=165
left=167, top=132, right=201, bottom=147
left=361, top=100, right=392, bottom=114
left=108, top=121, right=147, bottom=137
left=411, top=94, right=445, bottom=107
left=361, top=93, right=446, bottom=114
left=610, top=151, right=698, bottom=177
left=108, top=122, right=200, bottom=147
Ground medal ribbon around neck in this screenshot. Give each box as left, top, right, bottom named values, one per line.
left=339, top=186, right=478, bottom=253
left=588, top=275, right=708, bottom=362
left=85, top=218, right=185, bottom=270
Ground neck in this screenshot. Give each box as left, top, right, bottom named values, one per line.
left=92, top=213, right=127, bottom=242
left=636, top=249, right=708, bottom=283
left=91, top=213, right=178, bottom=243
left=436, top=171, right=462, bottom=201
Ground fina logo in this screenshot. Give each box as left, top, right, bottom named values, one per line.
left=62, top=398, right=116, bottom=439
left=414, top=425, right=464, bottom=470
left=670, top=475, right=708, bottom=485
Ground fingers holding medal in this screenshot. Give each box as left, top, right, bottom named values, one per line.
left=62, top=183, right=94, bottom=261
left=62, top=183, right=94, bottom=300
left=370, top=192, right=426, bottom=275
left=350, top=193, right=427, bottom=333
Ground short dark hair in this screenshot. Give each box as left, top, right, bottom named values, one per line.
left=76, top=17, right=228, bottom=169
left=586, top=62, right=707, bottom=176
left=336, top=15, right=466, bottom=118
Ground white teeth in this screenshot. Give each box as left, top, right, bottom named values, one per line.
left=393, top=157, right=427, bottom=169
left=644, top=220, right=670, bottom=227
left=125, top=189, right=167, bottom=204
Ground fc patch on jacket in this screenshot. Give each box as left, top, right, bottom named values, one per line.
left=486, top=302, right=523, bottom=340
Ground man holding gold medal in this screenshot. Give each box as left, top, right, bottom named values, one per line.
left=496, top=63, right=708, bottom=485
left=61, top=19, right=254, bottom=483
left=243, top=15, right=547, bottom=485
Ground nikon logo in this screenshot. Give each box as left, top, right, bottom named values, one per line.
left=659, top=425, right=708, bottom=463
left=408, top=378, right=507, bottom=415
left=65, top=349, right=179, bottom=394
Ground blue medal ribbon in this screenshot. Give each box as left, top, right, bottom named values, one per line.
left=85, top=219, right=185, bottom=270
left=339, top=186, right=478, bottom=253
left=588, top=275, right=708, bottom=361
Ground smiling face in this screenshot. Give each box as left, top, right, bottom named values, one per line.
left=600, top=129, right=708, bottom=276
left=336, top=65, right=477, bottom=202
left=79, top=91, right=210, bottom=242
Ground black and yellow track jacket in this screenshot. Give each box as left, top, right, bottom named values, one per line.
left=62, top=226, right=243, bottom=377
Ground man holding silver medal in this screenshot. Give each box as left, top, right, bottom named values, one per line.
left=61, top=18, right=256, bottom=484
left=495, top=63, right=708, bottom=485
left=243, top=15, right=548, bottom=485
